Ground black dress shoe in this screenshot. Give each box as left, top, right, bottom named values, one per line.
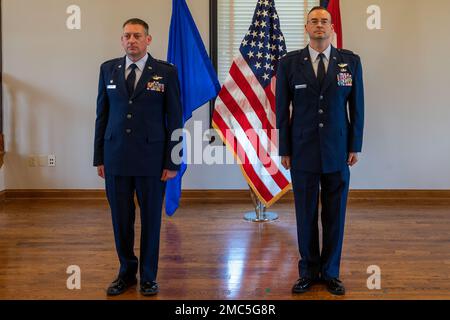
left=326, top=278, right=345, bottom=295
left=106, top=277, right=137, bottom=296
left=140, top=281, right=159, bottom=296
left=292, top=277, right=315, bottom=294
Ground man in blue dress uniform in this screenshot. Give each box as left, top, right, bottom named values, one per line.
left=276, top=7, right=364, bottom=295
left=93, top=18, right=183, bottom=296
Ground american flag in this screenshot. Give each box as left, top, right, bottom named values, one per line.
left=212, top=0, right=291, bottom=206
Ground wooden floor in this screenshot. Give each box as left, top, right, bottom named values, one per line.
left=0, top=197, right=449, bottom=300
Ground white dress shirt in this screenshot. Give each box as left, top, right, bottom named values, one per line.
left=125, top=53, right=148, bottom=89
left=308, top=44, right=331, bottom=76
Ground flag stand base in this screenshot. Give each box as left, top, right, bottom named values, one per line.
left=244, top=186, right=279, bottom=222
left=244, top=211, right=278, bottom=222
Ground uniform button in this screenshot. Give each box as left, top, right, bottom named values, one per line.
left=318, top=109, right=324, bottom=114
left=319, top=123, right=324, bottom=128
left=129, top=100, right=133, bottom=105
left=320, top=95, right=324, bottom=100
left=126, top=129, right=132, bottom=134
left=127, top=113, right=132, bottom=119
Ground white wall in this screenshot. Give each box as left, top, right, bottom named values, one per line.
left=341, top=0, right=450, bottom=188
left=0, top=167, right=4, bottom=191
left=2, top=0, right=449, bottom=190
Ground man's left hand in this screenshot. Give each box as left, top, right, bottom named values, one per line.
left=161, top=169, right=178, bottom=181
left=348, top=153, right=359, bottom=166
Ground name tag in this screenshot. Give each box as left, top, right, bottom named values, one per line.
left=107, top=85, right=117, bottom=89
left=295, top=84, right=307, bottom=89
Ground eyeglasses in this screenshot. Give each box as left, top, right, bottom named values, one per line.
left=307, top=19, right=331, bottom=26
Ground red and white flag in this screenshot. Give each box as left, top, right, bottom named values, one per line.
left=212, top=0, right=291, bottom=206
left=322, top=0, right=343, bottom=48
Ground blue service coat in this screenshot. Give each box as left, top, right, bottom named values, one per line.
left=93, top=53, right=183, bottom=176
left=276, top=46, right=364, bottom=173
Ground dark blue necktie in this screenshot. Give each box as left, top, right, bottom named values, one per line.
left=317, top=53, right=326, bottom=87
left=126, top=64, right=138, bottom=97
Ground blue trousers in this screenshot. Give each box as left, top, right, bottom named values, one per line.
left=290, top=167, right=350, bottom=280
left=105, top=175, right=166, bottom=283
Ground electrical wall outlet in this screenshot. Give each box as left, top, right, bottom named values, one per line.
left=48, top=155, right=56, bottom=167
left=29, top=154, right=56, bottom=167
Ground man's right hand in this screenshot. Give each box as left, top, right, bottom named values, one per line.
left=97, top=165, right=105, bottom=179
left=281, top=156, right=291, bottom=170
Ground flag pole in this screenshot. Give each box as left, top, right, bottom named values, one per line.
left=244, top=186, right=278, bottom=222
left=212, top=0, right=291, bottom=212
